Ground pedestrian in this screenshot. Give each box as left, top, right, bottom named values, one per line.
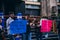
left=6, top=12, right=15, bottom=40
left=40, top=16, right=48, bottom=40
left=34, top=20, right=40, bottom=40
left=56, top=17, right=60, bottom=40
left=16, top=13, right=27, bottom=40
left=40, top=16, right=52, bottom=40
left=25, top=16, right=32, bottom=40
left=0, top=17, right=5, bottom=40
left=0, top=17, right=3, bottom=40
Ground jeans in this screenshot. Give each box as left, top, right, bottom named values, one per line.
left=36, top=32, right=40, bottom=40
left=15, top=37, right=20, bottom=40
left=22, top=33, right=26, bottom=40
left=15, top=35, right=20, bottom=40
left=44, top=32, right=49, bottom=38
left=58, top=30, right=60, bottom=40
left=40, top=32, right=43, bottom=40
left=6, top=35, right=15, bottom=40
left=28, top=33, right=32, bottom=40
left=26, top=32, right=32, bottom=40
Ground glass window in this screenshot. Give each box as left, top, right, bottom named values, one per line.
left=58, top=6, right=60, bottom=9
left=25, top=5, right=40, bottom=9
left=58, top=6, right=60, bottom=16
left=25, top=9, right=40, bottom=16
left=57, top=0, right=59, bottom=2
left=38, top=0, right=41, bottom=2
left=57, top=0, right=60, bottom=2
left=59, top=0, right=60, bottom=2
left=15, top=1, right=25, bottom=14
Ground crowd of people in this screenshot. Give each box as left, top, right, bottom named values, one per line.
left=0, top=12, right=60, bottom=40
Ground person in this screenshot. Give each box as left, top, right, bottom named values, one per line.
left=16, top=13, right=26, bottom=40
left=56, top=17, right=60, bottom=40
left=40, top=16, right=53, bottom=40
left=6, top=12, right=15, bottom=40
left=34, top=19, right=40, bottom=40
left=25, top=16, right=31, bottom=40
left=0, top=17, right=5, bottom=40
left=0, top=17, right=3, bottom=40
left=40, top=16, right=48, bottom=40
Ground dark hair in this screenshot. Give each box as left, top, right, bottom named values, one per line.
left=0, top=17, right=2, bottom=19
left=34, top=20, right=38, bottom=23
left=42, top=16, right=48, bottom=19
left=48, top=16, right=52, bottom=20
left=9, top=12, right=14, bottom=15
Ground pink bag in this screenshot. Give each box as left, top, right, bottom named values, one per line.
left=40, top=20, right=52, bottom=32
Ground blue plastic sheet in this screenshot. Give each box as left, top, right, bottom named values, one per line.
left=10, top=19, right=27, bottom=34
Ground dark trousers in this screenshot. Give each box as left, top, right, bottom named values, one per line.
left=26, top=33, right=30, bottom=40
left=22, top=33, right=26, bottom=40
left=0, top=36, right=3, bottom=40
left=36, top=32, right=43, bottom=40
left=40, top=32, right=43, bottom=40
left=58, top=30, right=60, bottom=40
left=36, top=32, right=40, bottom=40
left=35, top=29, right=42, bottom=40
left=5, top=35, right=15, bottom=40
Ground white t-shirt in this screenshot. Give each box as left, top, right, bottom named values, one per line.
left=6, top=17, right=14, bottom=34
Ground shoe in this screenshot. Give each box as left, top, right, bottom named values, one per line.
left=45, top=34, right=48, bottom=38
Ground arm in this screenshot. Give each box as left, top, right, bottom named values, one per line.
left=6, top=19, right=9, bottom=30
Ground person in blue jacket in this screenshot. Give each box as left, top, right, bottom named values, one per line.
left=0, top=17, right=5, bottom=40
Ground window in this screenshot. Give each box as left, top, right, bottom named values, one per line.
left=58, top=6, right=60, bottom=9
left=15, top=1, right=25, bottom=14
left=25, top=5, right=40, bottom=9
left=25, top=5, right=40, bottom=16
left=57, top=0, right=59, bottom=2
left=38, top=0, right=41, bottom=2
left=25, top=9, right=40, bottom=16
left=58, top=6, right=60, bottom=16
left=57, top=0, right=60, bottom=2
left=59, top=0, right=60, bottom=2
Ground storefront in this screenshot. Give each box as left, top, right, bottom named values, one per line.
left=25, top=5, right=40, bottom=16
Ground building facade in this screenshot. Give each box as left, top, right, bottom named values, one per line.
left=0, top=0, right=60, bottom=17
left=24, top=0, right=60, bottom=17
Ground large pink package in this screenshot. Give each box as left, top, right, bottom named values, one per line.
left=40, top=20, right=52, bottom=32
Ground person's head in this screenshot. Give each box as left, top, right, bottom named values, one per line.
left=25, top=14, right=30, bottom=20
left=17, top=13, right=22, bottom=19
left=9, top=12, right=14, bottom=18
left=42, top=16, right=48, bottom=19
left=25, top=16, right=29, bottom=20
left=48, top=16, right=52, bottom=20
left=0, top=17, right=2, bottom=23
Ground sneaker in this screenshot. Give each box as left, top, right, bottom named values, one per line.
left=45, top=34, right=48, bottom=38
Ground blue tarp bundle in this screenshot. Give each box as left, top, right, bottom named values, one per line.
left=10, top=19, right=27, bottom=35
